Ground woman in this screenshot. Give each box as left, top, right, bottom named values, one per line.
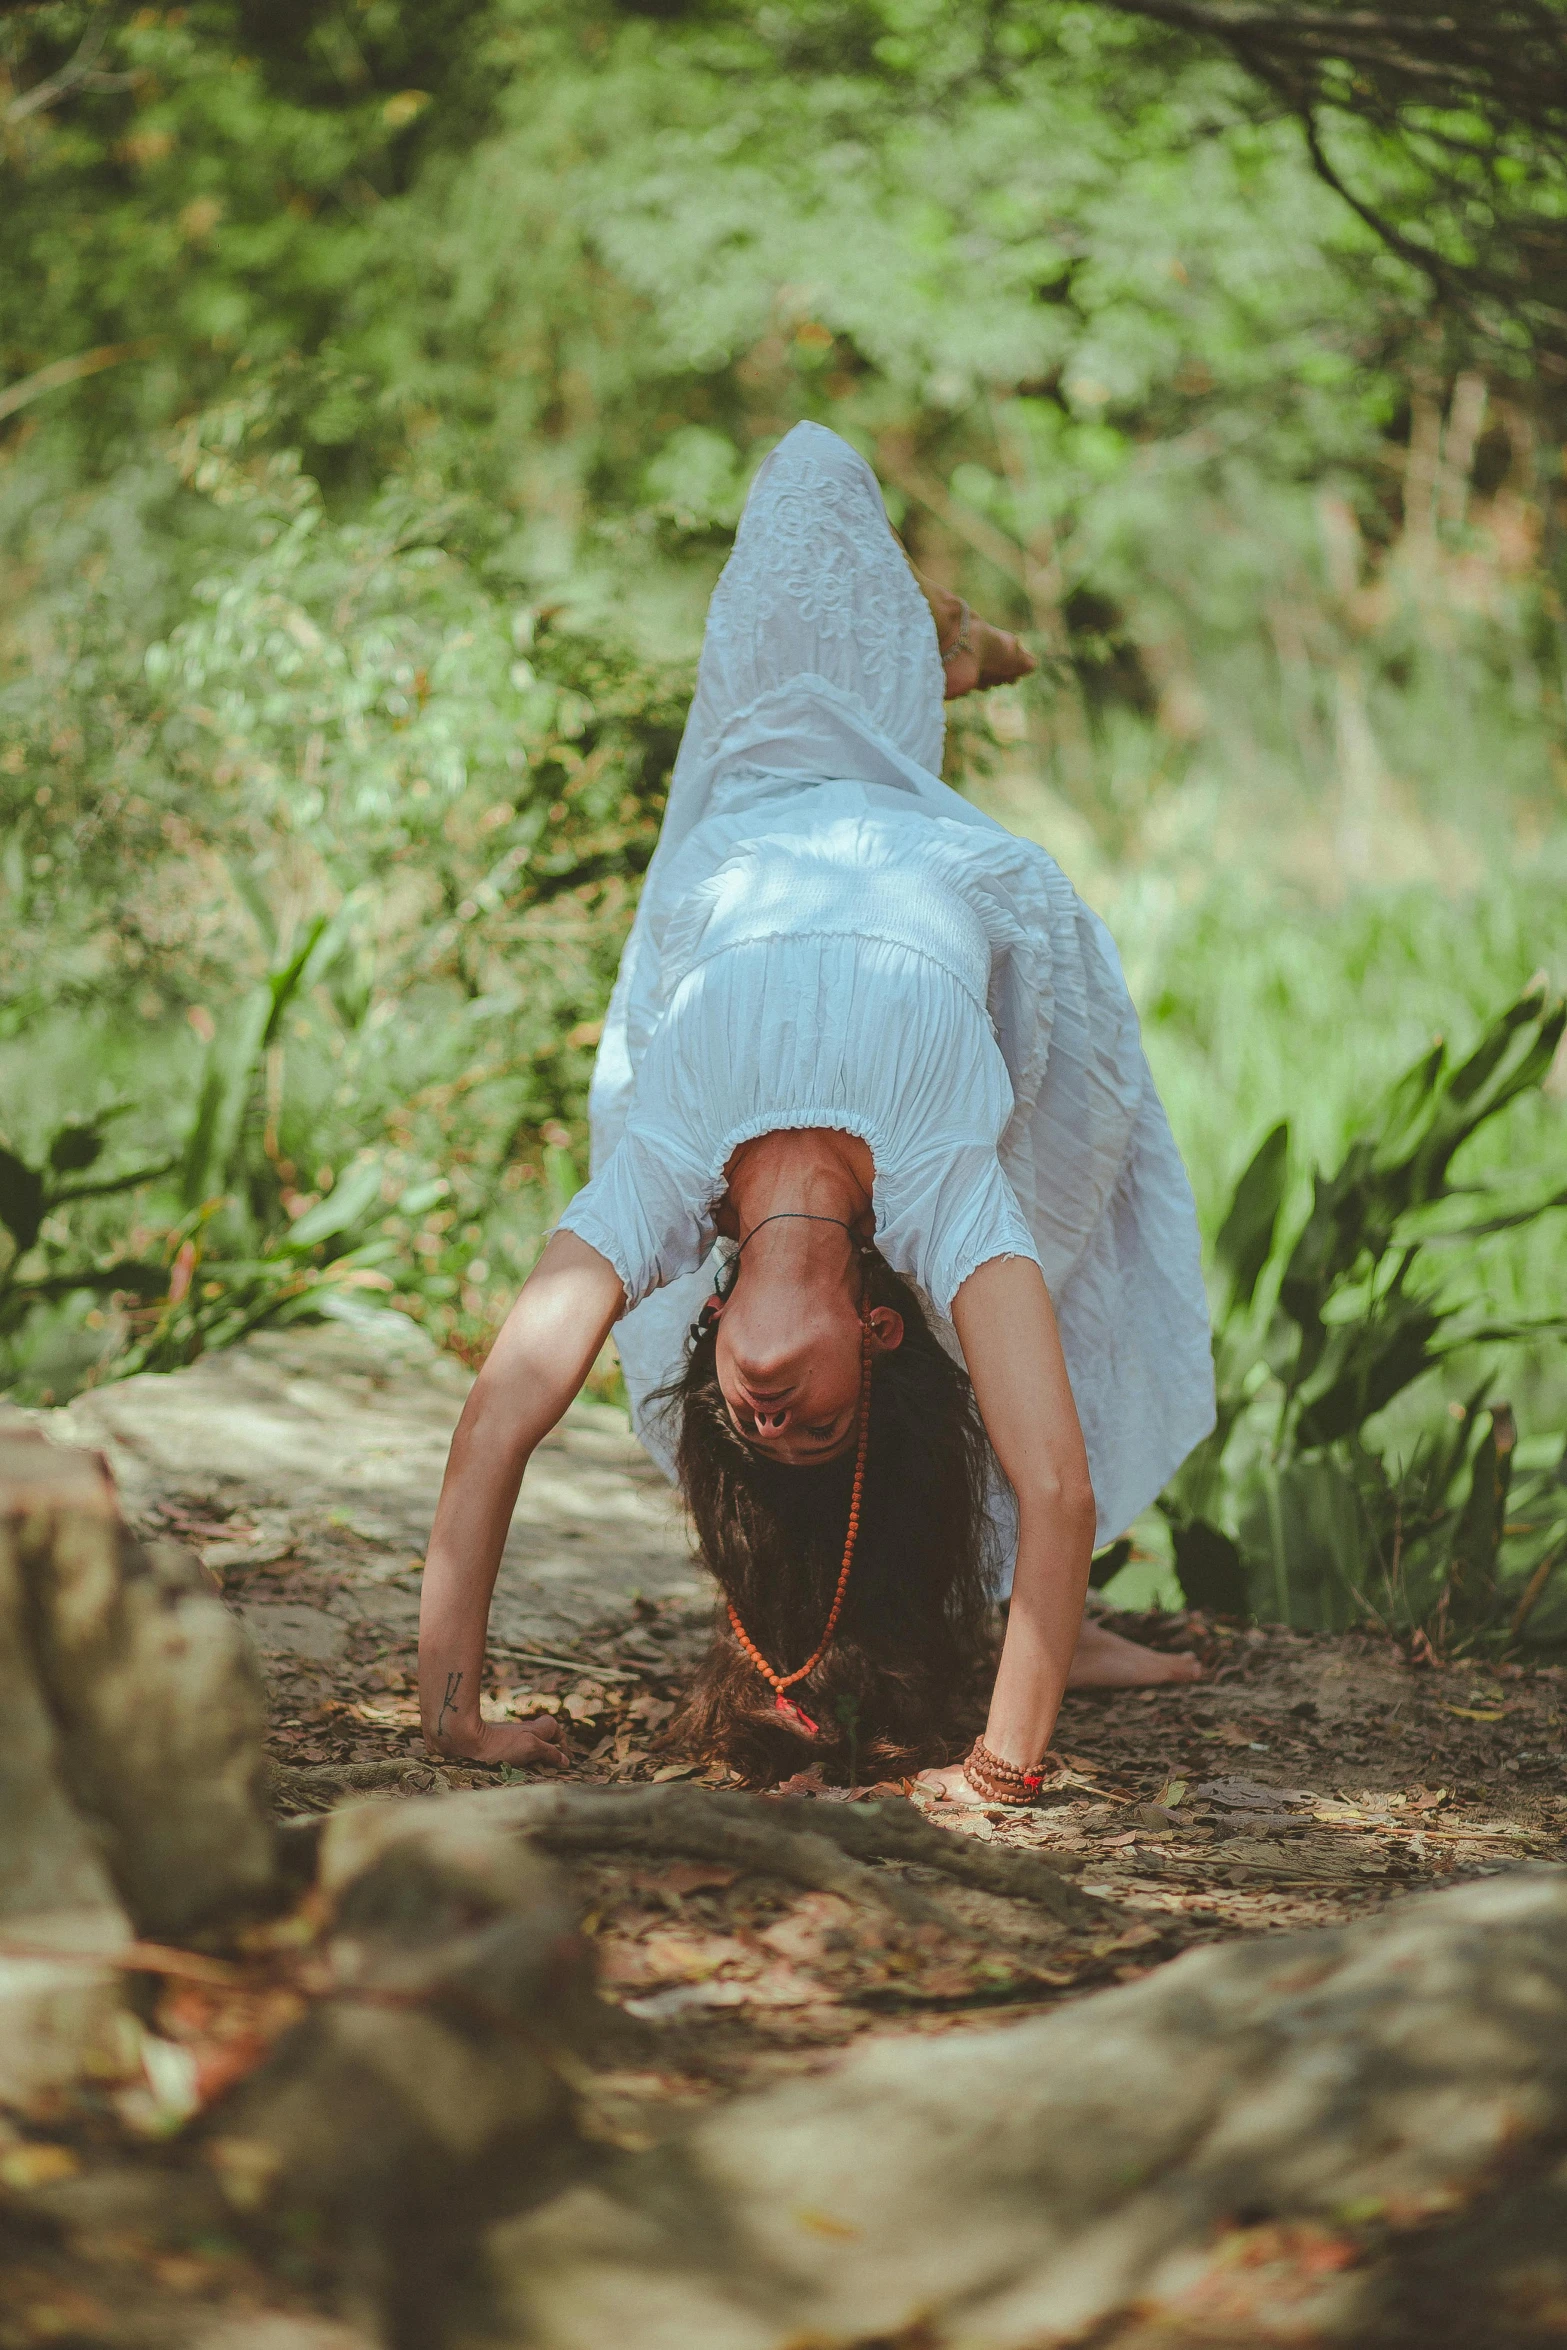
left=419, top=424, right=1215, bottom=1805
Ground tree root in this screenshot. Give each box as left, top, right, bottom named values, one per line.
left=762, top=1794, right=1108, bottom=1927
left=265, top=1774, right=1112, bottom=1928
left=479, top=1782, right=945, bottom=1923
left=268, top=1758, right=448, bottom=1813
left=473, top=1783, right=1111, bottom=1930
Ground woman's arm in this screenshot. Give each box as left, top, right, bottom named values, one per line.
left=938, top=1255, right=1097, bottom=1792
left=418, top=1229, right=626, bottom=1767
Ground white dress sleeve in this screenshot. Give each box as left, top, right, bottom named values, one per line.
left=556, top=1125, right=711, bottom=1310
left=874, top=1139, right=1041, bottom=1321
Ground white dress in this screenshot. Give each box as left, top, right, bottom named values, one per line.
left=559, top=423, right=1215, bottom=1575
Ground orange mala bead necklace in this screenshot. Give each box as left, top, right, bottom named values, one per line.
left=725, top=1305, right=873, bottom=1738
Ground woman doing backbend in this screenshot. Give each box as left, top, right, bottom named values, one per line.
left=418, top=425, right=1215, bottom=1806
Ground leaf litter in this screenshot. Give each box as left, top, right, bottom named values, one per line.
left=195, top=1492, right=1564, bottom=2091
left=14, top=1484, right=1557, bottom=2346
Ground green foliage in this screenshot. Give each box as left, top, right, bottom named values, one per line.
left=1, top=0, right=1564, bottom=1652
left=1163, top=983, right=1567, bottom=1649
left=0, top=402, right=686, bottom=1396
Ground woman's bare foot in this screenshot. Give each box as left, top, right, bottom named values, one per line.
left=919, top=579, right=1037, bottom=701
left=1067, top=1616, right=1203, bottom=1687
left=942, top=612, right=1037, bottom=701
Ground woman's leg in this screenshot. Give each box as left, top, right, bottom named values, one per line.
left=1067, top=1611, right=1203, bottom=1686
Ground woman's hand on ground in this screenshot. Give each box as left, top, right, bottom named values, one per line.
left=427, top=1711, right=569, bottom=1772
left=914, top=1762, right=993, bottom=1807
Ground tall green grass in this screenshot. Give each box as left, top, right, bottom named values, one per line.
left=2, top=417, right=1564, bottom=1654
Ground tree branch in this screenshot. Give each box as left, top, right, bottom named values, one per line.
left=1298, top=107, right=1455, bottom=296
left=0, top=341, right=156, bottom=425
left=5, top=9, right=136, bottom=124
left=455, top=1781, right=1111, bottom=1930
left=1077, top=0, right=1567, bottom=364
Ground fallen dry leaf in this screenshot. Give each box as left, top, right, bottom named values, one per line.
left=640, top=1931, right=751, bottom=1982
left=759, top=1894, right=856, bottom=1967
left=0, top=2144, right=80, bottom=2192
left=738, top=1962, right=822, bottom=2008
left=627, top=1982, right=743, bottom=2020
left=659, top=1862, right=739, bottom=1896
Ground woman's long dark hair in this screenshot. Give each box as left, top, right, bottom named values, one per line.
left=655, top=1250, right=999, bottom=1784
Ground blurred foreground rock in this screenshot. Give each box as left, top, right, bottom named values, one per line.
left=477, top=1870, right=1567, bottom=2350
left=205, top=1797, right=592, bottom=2262
left=0, top=1421, right=276, bottom=2098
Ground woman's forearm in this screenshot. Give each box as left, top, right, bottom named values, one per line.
left=950, top=1258, right=1096, bottom=1770
left=418, top=1381, right=532, bottom=1749
left=983, top=1483, right=1096, bottom=1768
left=415, top=1230, right=626, bottom=1757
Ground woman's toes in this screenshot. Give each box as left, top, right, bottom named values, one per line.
left=939, top=615, right=1037, bottom=700
left=983, top=629, right=1036, bottom=688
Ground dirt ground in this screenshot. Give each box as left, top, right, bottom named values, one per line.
left=247, top=1550, right=1567, bottom=2107
left=5, top=1327, right=1566, bottom=2349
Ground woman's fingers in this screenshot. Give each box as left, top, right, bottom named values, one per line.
left=447, top=1715, right=571, bottom=1770
left=915, top=1762, right=988, bottom=1806
left=508, top=1716, right=568, bottom=1767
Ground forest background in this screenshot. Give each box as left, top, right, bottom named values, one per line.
left=2, top=0, right=1565, bottom=1643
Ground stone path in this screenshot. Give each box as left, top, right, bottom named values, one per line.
left=41, top=1321, right=704, bottom=1665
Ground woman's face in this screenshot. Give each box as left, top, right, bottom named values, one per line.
left=712, top=1268, right=902, bottom=1464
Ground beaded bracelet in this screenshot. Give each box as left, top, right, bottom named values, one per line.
left=962, top=1736, right=1046, bottom=1807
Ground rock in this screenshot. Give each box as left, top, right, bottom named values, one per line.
left=0, top=1414, right=277, bottom=2110
left=479, top=1870, right=1567, bottom=2349
left=0, top=1429, right=132, bottom=2097
left=205, top=1795, right=592, bottom=2256
left=0, top=1422, right=277, bottom=1939
left=42, top=1322, right=702, bottom=1650
left=238, top=1601, right=351, bottom=1661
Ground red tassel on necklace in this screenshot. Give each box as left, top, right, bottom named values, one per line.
left=773, top=1694, right=821, bottom=1736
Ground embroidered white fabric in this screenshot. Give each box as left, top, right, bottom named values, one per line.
left=560, top=423, right=1216, bottom=1569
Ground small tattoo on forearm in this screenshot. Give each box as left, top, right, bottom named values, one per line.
left=436, top=1670, right=463, bottom=1741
